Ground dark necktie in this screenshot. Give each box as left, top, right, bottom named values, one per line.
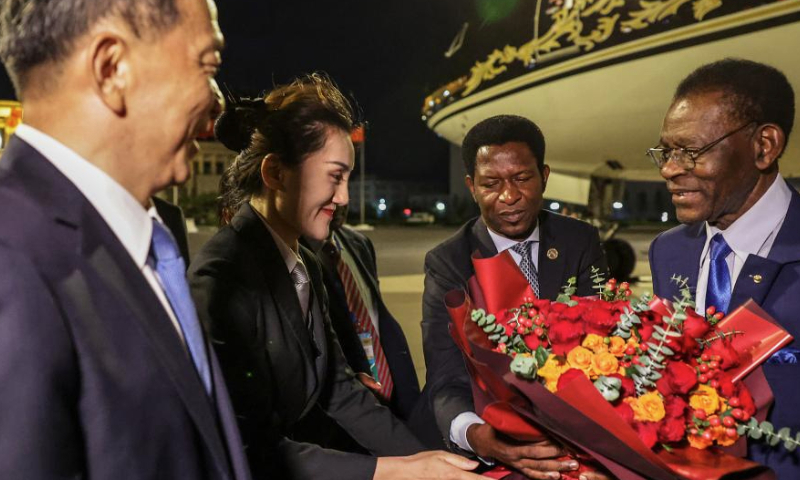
left=511, top=240, right=540, bottom=297
left=326, top=240, right=394, bottom=399
left=149, top=218, right=212, bottom=395
left=706, top=233, right=732, bottom=314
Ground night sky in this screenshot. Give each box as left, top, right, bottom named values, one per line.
left=0, top=0, right=479, bottom=189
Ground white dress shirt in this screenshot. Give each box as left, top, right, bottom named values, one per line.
left=14, top=124, right=185, bottom=342
left=252, top=206, right=311, bottom=318
left=695, top=175, right=792, bottom=311
left=449, top=223, right=541, bottom=454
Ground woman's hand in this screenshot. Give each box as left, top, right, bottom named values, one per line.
left=374, top=451, right=483, bottom=480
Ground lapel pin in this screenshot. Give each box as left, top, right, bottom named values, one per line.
left=547, top=248, right=558, bottom=260
left=751, top=274, right=763, bottom=284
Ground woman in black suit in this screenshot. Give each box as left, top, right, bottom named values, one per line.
left=188, top=74, right=481, bottom=480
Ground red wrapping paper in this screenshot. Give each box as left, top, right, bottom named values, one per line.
left=446, top=250, right=783, bottom=480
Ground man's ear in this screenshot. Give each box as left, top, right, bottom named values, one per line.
left=90, top=33, right=129, bottom=115
left=465, top=175, right=477, bottom=202
left=260, top=153, right=285, bottom=191
left=541, top=164, right=550, bottom=192
left=754, top=123, right=785, bottom=171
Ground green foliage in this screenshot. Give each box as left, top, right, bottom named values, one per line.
left=738, top=418, right=800, bottom=452
left=631, top=276, right=691, bottom=396
left=556, top=277, right=578, bottom=305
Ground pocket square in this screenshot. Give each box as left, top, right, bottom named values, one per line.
left=767, top=347, right=800, bottom=365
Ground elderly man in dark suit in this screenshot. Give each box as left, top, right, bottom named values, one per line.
left=0, top=1, right=251, bottom=479
left=648, top=58, right=800, bottom=478
left=422, top=115, right=608, bottom=479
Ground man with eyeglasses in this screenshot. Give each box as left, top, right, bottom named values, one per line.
left=648, top=58, right=799, bottom=478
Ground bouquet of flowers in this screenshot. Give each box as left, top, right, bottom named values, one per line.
left=446, top=250, right=795, bottom=480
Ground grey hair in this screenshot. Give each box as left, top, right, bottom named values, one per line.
left=0, top=0, right=182, bottom=95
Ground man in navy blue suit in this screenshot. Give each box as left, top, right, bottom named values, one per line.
left=0, top=0, right=251, bottom=479
left=648, top=58, right=799, bottom=477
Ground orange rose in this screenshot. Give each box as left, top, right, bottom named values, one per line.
left=582, top=334, right=607, bottom=354
left=688, top=432, right=713, bottom=449
left=592, top=351, right=619, bottom=377
left=624, top=391, right=666, bottom=422
left=711, top=426, right=738, bottom=447
left=567, top=346, right=594, bottom=373
left=689, top=385, right=720, bottom=416
left=608, top=336, right=627, bottom=357
left=538, top=354, right=568, bottom=392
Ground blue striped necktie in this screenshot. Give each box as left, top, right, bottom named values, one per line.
left=706, top=233, right=732, bottom=314
left=149, top=218, right=212, bottom=395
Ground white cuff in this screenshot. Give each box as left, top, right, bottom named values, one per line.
left=449, top=412, right=485, bottom=452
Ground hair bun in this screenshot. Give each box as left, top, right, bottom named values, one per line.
left=214, top=97, right=266, bottom=152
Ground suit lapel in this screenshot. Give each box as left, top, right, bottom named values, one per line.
left=470, top=218, right=498, bottom=259
left=232, top=206, right=317, bottom=421
left=537, top=212, right=567, bottom=300
left=80, top=202, right=231, bottom=478
left=662, top=223, right=706, bottom=301
left=301, top=247, right=329, bottom=410
left=731, top=188, right=800, bottom=310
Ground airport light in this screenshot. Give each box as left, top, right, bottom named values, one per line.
left=549, top=202, right=560, bottom=210
left=612, top=201, right=623, bottom=210
left=661, top=212, right=669, bottom=222
left=435, top=202, right=446, bottom=212
left=378, top=203, right=387, bottom=212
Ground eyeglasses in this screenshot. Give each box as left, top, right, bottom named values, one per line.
left=646, top=121, right=757, bottom=170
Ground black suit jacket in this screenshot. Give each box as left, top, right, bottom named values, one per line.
left=311, top=226, right=421, bottom=420
left=0, top=137, right=250, bottom=480
left=421, top=212, right=607, bottom=443
left=153, top=195, right=190, bottom=264
left=188, top=204, right=424, bottom=480
left=649, top=182, right=800, bottom=478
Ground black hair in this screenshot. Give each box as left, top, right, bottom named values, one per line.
left=215, top=73, right=355, bottom=225
left=674, top=58, right=795, bottom=144
left=461, top=115, right=546, bottom=176
left=0, top=0, right=181, bottom=96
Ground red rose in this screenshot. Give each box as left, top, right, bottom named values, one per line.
left=524, top=335, right=543, bottom=351
left=667, top=361, right=698, bottom=395
left=608, top=373, right=635, bottom=398
left=560, top=303, right=588, bottom=322
left=613, top=402, right=635, bottom=426
left=638, top=322, right=654, bottom=343
left=634, top=421, right=660, bottom=449
left=658, top=417, right=686, bottom=444
left=738, top=385, right=757, bottom=416
left=557, top=368, right=587, bottom=391
left=583, top=305, right=617, bottom=332
left=708, top=339, right=740, bottom=369
left=548, top=320, right=584, bottom=356
left=682, top=309, right=711, bottom=339
left=656, top=376, right=672, bottom=397
left=663, top=395, right=688, bottom=419
left=717, top=372, right=736, bottom=397
left=550, top=302, right=569, bottom=313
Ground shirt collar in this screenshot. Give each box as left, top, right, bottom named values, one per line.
left=486, top=222, right=540, bottom=254
left=702, top=174, right=792, bottom=261
left=14, top=124, right=153, bottom=269
left=250, top=205, right=301, bottom=274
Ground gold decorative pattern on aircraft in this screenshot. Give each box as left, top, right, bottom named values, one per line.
left=461, top=0, right=724, bottom=97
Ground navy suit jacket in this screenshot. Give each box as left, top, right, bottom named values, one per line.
left=649, top=181, right=800, bottom=477
left=422, top=213, right=608, bottom=445
left=313, top=226, right=421, bottom=420
left=0, top=137, right=251, bottom=480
